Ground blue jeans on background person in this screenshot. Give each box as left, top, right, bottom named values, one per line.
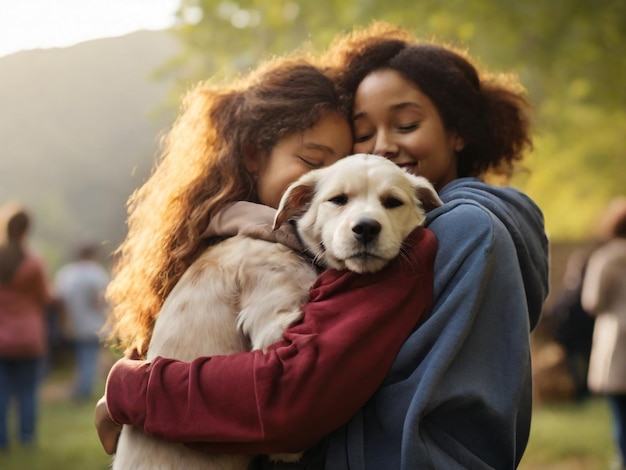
left=608, top=394, right=626, bottom=468
left=0, top=357, right=41, bottom=449
left=72, top=339, right=101, bottom=400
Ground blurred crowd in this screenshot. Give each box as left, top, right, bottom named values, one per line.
left=534, top=197, right=626, bottom=469
left=0, top=201, right=110, bottom=452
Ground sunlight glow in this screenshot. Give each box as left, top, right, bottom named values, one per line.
left=0, top=0, right=180, bottom=58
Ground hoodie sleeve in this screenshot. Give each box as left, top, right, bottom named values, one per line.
left=105, top=227, right=437, bottom=453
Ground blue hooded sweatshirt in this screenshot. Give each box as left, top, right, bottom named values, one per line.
left=326, top=177, right=550, bottom=469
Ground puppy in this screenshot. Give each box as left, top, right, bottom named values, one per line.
left=275, top=153, right=442, bottom=273
left=112, top=153, right=441, bottom=470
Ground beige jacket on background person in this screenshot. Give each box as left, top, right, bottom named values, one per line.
left=582, top=238, right=626, bottom=393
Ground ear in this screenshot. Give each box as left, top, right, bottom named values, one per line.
left=273, top=175, right=318, bottom=229
left=453, top=132, right=465, bottom=152
left=243, top=148, right=264, bottom=175
left=410, top=175, right=443, bottom=212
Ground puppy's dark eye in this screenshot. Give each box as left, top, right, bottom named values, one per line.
left=383, top=197, right=403, bottom=209
left=328, top=194, right=348, bottom=206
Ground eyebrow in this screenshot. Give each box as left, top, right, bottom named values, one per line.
left=353, top=101, right=424, bottom=121
left=303, top=142, right=337, bottom=155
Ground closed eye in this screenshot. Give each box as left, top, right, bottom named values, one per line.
left=396, top=123, right=419, bottom=133
left=328, top=194, right=348, bottom=206
left=382, top=197, right=404, bottom=209
left=297, top=156, right=323, bottom=168
left=354, top=133, right=373, bottom=143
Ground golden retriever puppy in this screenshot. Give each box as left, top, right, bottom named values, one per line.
left=112, top=153, right=441, bottom=470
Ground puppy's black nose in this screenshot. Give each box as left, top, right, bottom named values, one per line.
left=352, top=218, right=382, bottom=244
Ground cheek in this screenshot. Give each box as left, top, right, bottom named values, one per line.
left=273, top=169, right=309, bottom=206
left=336, top=132, right=354, bottom=157
left=296, top=202, right=327, bottom=251
left=353, top=141, right=371, bottom=154
left=395, top=206, right=424, bottom=235
left=316, top=205, right=345, bottom=240
left=255, top=176, right=271, bottom=206
left=323, top=204, right=366, bottom=247
left=404, top=134, right=437, bottom=160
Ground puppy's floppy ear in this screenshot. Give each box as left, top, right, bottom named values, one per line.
left=273, top=174, right=318, bottom=229
left=410, top=175, right=444, bottom=212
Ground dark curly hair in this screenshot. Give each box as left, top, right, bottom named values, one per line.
left=106, top=56, right=350, bottom=354
left=322, top=22, right=532, bottom=179
left=0, top=202, right=30, bottom=284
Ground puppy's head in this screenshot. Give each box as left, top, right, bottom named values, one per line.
left=274, top=153, right=442, bottom=273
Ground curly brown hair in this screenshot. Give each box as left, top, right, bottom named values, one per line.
left=106, top=56, right=350, bottom=355
left=321, top=22, right=533, bottom=179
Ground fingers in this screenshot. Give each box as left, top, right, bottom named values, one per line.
left=94, top=396, right=122, bottom=455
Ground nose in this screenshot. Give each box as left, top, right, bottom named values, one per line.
left=352, top=217, right=382, bottom=244
left=373, top=131, right=398, bottom=159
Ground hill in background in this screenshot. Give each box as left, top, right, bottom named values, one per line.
left=0, top=30, right=182, bottom=267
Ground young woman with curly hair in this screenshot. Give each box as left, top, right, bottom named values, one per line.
left=106, top=57, right=356, bottom=357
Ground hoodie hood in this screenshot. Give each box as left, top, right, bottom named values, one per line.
left=438, top=177, right=549, bottom=330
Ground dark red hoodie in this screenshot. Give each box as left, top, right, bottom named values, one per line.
left=105, top=224, right=436, bottom=455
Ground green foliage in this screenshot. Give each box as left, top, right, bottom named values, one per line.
left=169, top=0, right=625, bottom=240
left=516, top=103, right=626, bottom=240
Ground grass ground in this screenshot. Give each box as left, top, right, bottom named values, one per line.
left=0, top=368, right=111, bottom=470
left=0, top=358, right=617, bottom=470
left=520, top=398, right=614, bottom=469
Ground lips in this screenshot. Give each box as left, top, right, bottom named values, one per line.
left=347, top=252, right=383, bottom=261
left=344, top=251, right=388, bottom=274
left=353, top=252, right=376, bottom=259
left=395, top=162, right=416, bottom=172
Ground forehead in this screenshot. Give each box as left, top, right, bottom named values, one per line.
left=299, top=111, right=352, bottom=156
left=315, top=157, right=414, bottom=198
left=353, top=69, right=431, bottom=115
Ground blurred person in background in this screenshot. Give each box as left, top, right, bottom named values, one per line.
left=55, top=241, right=110, bottom=402
left=546, top=248, right=595, bottom=400
left=0, top=202, right=54, bottom=450
left=582, top=197, right=626, bottom=470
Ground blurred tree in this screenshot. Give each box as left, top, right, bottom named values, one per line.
left=163, top=0, right=625, bottom=240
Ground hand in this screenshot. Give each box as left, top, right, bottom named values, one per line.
left=94, top=395, right=122, bottom=455
left=241, top=223, right=304, bottom=252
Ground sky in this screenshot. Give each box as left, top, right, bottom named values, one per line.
left=0, top=0, right=180, bottom=58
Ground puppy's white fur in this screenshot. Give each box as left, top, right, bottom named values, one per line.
left=112, top=154, right=441, bottom=470
left=276, top=154, right=442, bottom=274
